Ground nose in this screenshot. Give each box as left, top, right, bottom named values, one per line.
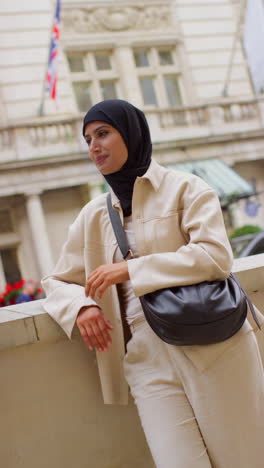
left=89, top=137, right=100, bottom=155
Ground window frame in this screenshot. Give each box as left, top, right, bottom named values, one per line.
left=133, top=46, right=184, bottom=109
left=66, top=49, right=121, bottom=110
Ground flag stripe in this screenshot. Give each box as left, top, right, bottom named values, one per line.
left=46, top=0, right=61, bottom=100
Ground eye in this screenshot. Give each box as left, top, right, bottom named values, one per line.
left=85, top=138, right=91, bottom=146
left=98, top=130, right=108, bottom=138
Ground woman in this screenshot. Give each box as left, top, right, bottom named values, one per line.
left=42, top=99, right=264, bottom=468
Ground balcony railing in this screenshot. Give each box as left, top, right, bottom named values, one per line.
left=148, top=97, right=264, bottom=130
left=1, top=97, right=264, bottom=164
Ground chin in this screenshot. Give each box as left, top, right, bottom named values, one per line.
left=100, top=168, right=112, bottom=175
left=100, top=165, right=121, bottom=175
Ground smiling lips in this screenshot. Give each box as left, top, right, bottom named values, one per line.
left=95, top=155, right=109, bottom=166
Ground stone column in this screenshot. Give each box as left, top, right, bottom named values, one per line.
left=25, top=191, right=54, bottom=278
left=115, top=46, right=142, bottom=106
left=0, top=254, right=6, bottom=291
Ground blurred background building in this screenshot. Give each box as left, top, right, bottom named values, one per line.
left=0, top=0, right=264, bottom=289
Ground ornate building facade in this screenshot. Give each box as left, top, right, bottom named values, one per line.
left=0, top=0, right=263, bottom=288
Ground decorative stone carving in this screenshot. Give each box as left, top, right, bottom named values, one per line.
left=94, top=8, right=139, bottom=31
left=62, top=5, right=171, bottom=34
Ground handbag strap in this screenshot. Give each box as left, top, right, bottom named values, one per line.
left=106, top=193, right=133, bottom=260
left=106, top=194, right=261, bottom=329
left=230, top=272, right=261, bottom=329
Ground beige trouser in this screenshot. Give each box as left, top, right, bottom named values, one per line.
left=123, top=317, right=264, bottom=468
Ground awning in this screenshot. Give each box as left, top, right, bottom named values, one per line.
left=167, top=158, right=255, bottom=207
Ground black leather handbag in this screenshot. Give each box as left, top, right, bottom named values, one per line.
left=107, top=194, right=260, bottom=346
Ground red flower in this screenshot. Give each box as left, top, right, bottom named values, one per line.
left=0, top=279, right=43, bottom=308
left=5, top=283, right=13, bottom=293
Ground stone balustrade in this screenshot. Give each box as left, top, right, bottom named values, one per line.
left=1, top=97, right=264, bottom=164
left=0, top=116, right=86, bottom=163
left=0, top=254, right=264, bottom=467
left=149, top=97, right=264, bottom=131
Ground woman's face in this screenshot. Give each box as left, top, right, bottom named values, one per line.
left=84, top=121, right=128, bottom=174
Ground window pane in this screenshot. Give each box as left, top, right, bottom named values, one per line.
left=164, top=76, right=182, bottom=106
left=1, top=248, right=21, bottom=284
left=134, top=50, right=150, bottom=67
left=95, top=53, right=111, bottom=71
left=67, top=54, right=84, bottom=72
left=159, top=50, right=173, bottom=65
left=100, top=81, right=117, bottom=100
left=72, top=82, right=92, bottom=112
left=140, top=78, right=157, bottom=106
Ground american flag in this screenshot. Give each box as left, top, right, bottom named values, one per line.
left=46, top=0, right=61, bottom=100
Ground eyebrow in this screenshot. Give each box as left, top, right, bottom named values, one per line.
left=84, top=125, right=110, bottom=140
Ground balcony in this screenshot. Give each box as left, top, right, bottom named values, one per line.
left=0, top=254, right=264, bottom=467
left=1, top=97, right=264, bottom=165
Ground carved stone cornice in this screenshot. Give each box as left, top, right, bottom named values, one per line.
left=62, top=3, right=172, bottom=34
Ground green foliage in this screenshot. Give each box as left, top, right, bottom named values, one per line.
left=230, top=224, right=262, bottom=239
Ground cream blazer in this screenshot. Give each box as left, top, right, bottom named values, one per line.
left=42, top=159, right=234, bottom=405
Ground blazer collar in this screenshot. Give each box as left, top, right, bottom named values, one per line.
left=110, top=159, right=166, bottom=209
left=140, top=159, right=166, bottom=191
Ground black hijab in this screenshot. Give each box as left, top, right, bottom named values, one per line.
left=82, top=99, right=152, bottom=216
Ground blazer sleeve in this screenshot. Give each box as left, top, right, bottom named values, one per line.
left=41, top=209, right=98, bottom=339
left=127, top=188, right=234, bottom=297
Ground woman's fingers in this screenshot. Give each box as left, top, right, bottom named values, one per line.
left=85, top=262, right=129, bottom=298
left=76, top=306, right=114, bottom=352
left=105, top=318, right=114, bottom=330
left=85, top=273, right=108, bottom=299
left=98, top=318, right=113, bottom=347
left=82, top=322, right=104, bottom=351
left=78, top=324, right=94, bottom=351
left=96, top=280, right=110, bottom=300
left=86, top=276, right=109, bottom=300
left=89, top=277, right=106, bottom=300
left=89, top=326, right=105, bottom=351
left=85, top=270, right=99, bottom=297
left=89, top=321, right=111, bottom=351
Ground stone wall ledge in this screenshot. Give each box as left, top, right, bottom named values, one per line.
left=0, top=299, right=71, bottom=351
left=1, top=253, right=264, bottom=352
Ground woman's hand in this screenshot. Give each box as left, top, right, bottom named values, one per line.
left=85, top=261, right=129, bottom=300
left=76, top=306, right=114, bottom=351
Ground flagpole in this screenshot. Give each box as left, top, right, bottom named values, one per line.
left=221, top=0, right=247, bottom=97
left=38, top=1, right=58, bottom=117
